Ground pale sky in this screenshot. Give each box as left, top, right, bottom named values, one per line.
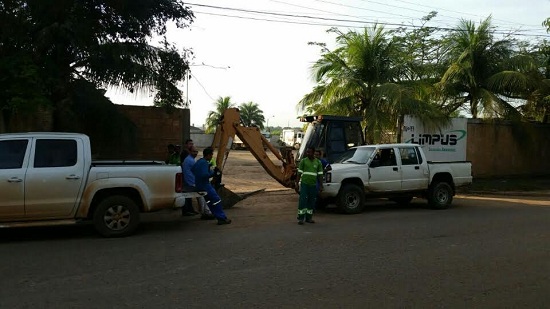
left=106, top=0, right=550, bottom=128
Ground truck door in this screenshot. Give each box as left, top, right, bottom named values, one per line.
left=24, top=138, right=86, bottom=218
left=398, top=146, right=429, bottom=190
left=367, top=147, right=402, bottom=191
left=0, top=139, right=30, bottom=219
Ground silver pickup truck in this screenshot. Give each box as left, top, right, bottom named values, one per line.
left=320, top=143, right=472, bottom=213
left=0, top=133, right=202, bottom=237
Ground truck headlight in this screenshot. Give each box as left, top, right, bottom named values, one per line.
left=325, top=172, right=331, bottom=183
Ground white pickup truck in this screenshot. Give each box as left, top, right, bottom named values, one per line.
left=0, top=133, right=202, bottom=237
left=320, top=143, right=472, bottom=213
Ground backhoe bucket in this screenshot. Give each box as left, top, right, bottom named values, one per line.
left=217, top=185, right=243, bottom=209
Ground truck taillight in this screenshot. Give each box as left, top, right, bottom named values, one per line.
left=325, top=172, right=331, bottom=183
left=175, top=173, right=183, bottom=192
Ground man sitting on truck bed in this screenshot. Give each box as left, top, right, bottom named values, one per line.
left=191, top=148, right=232, bottom=225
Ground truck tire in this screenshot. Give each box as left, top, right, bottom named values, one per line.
left=428, top=182, right=453, bottom=209
left=337, top=184, right=365, bottom=214
left=93, top=195, right=140, bottom=237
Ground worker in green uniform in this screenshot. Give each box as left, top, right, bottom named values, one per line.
left=295, top=146, right=324, bottom=225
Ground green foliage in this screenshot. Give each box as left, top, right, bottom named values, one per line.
left=204, top=98, right=267, bottom=133
left=205, top=96, right=236, bottom=133
left=301, top=25, right=444, bottom=143
left=436, top=17, right=517, bottom=119
left=69, top=80, right=138, bottom=158
left=0, top=0, right=194, bottom=133
left=239, top=102, right=265, bottom=129
left=301, top=15, right=550, bottom=135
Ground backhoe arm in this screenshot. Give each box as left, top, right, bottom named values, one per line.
left=211, top=108, right=296, bottom=188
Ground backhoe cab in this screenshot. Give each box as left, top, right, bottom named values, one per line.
left=296, top=115, right=365, bottom=163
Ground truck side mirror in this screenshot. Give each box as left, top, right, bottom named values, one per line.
left=370, top=160, right=380, bottom=168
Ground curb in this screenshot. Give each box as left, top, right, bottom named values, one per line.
left=459, top=190, right=550, bottom=198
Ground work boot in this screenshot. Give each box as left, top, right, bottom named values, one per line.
left=298, top=220, right=304, bottom=225
left=217, top=219, right=232, bottom=225
left=306, top=219, right=315, bottom=224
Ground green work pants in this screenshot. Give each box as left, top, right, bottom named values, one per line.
left=298, top=183, right=317, bottom=221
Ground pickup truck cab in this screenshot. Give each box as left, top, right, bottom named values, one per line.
left=0, top=133, right=201, bottom=237
left=321, top=143, right=472, bottom=213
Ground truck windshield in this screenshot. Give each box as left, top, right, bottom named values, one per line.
left=334, top=147, right=375, bottom=164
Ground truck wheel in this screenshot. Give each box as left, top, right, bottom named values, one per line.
left=337, top=184, right=365, bottom=214
left=390, top=196, right=413, bottom=205
left=428, top=182, right=453, bottom=209
left=93, top=195, right=140, bottom=237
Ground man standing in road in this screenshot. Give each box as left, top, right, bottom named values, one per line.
left=314, top=149, right=331, bottom=211
left=182, top=146, right=215, bottom=220
left=192, top=148, right=232, bottom=225
left=296, top=146, right=324, bottom=225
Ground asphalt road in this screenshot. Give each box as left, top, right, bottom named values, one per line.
left=1, top=194, right=549, bottom=308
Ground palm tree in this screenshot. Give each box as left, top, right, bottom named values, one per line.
left=300, top=26, right=442, bottom=143
left=437, top=17, right=523, bottom=119
left=239, top=101, right=265, bottom=129
left=205, top=96, right=236, bottom=133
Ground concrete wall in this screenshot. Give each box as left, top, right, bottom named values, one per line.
left=4, top=104, right=549, bottom=177
left=110, top=105, right=550, bottom=177
left=466, top=119, right=550, bottom=177
left=190, top=133, right=214, bottom=148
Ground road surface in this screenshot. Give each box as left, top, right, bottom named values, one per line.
left=1, top=192, right=549, bottom=308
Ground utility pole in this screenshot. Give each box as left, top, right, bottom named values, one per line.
left=181, top=63, right=229, bottom=145
left=181, top=69, right=191, bottom=145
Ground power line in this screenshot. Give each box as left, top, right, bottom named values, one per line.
left=189, top=3, right=550, bottom=38
left=193, top=10, right=371, bottom=28
left=390, top=0, right=540, bottom=27
left=189, top=72, right=216, bottom=102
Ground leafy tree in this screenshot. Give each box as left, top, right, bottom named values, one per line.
left=436, top=17, right=524, bottom=119
left=239, top=101, right=265, bottom=129
left=300, top=26, right=442, bottom=143
left=506, top=40, right=550, bottom=122
left=392, top=11, right=449, bottom=84
left=205, top=96, right=236, bottom=133
left=544, top=18, right=550, bottom=32
left=0, top=0, right=194, bottom=133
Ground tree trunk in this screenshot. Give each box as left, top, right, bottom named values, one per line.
left=396, top=114, right=404, bottom=143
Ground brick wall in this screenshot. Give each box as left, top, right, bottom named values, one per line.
left=115, top=105, right=184, bottom=161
